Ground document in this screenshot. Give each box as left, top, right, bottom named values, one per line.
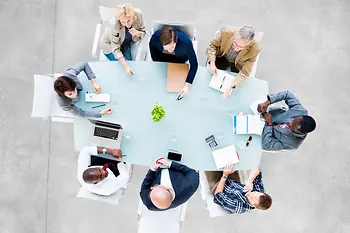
left=85, top=93, right=111, bottom=103
left=233, top=115, right=265, bottom=135
left=249, top=98, right=266, bottom=115
left=209, top=70, right=236, bottom=93
left=212, top=145, right=240, bottom=169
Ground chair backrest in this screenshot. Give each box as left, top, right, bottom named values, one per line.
left=137, top=198, right=187, bottom=233
left=31, top=74, right=74, bottom=120
left=99, top=6, right=116, bottom=22
left=32, top=75, right=54, bottom=118
left=152, top=20, right=196, bottom=40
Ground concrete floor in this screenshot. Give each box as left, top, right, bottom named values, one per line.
left=0, top=0, right=349, bottom=232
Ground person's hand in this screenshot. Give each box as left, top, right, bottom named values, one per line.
left=157, top=158, right=170, bottom=167
left=93, top=83, right=101, bottom=94
left=100, top=108, right=113, bottom=116
left=109, top=149, right=122, bottom=159
left=263, top=112, right=273, bottom=126
left=128, top=28, right=140, bottom=37
left=243, top=181, right=253, bottom=193
left=178, top=83, right=190, bottom=98
left=124, top=65, right=134, bottom=76
left=221, top=88, right=232, bottom=100
left=208, top=62, right=217, bottom=75
left=151, top=157, right=164, bottom=170
left=257, top=100, right=271, bottom=114
left=223, top=164, right=234, bottom=176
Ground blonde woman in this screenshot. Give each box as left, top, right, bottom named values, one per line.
left=101, top=3, right=145, bottom=75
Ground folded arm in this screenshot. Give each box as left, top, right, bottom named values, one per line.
left=59, top=99, right=101, bottom=118
left=170, top=162, right=199, bottom=190
left=261, top=126, right=290, bottom=151
left=268, top=91, right=304, bottom=111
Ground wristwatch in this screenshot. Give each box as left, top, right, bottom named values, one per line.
left=102, top=148, right=107, bottom=154
left=223, top=175, right=228, bottom=179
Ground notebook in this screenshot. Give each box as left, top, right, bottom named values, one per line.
left=209, top=69, right=236, bottom=93
left=249, top=99, right=266, bottom=115
left=85, top=93, right=111, bottom=103
left=166, top=63, right=189, bottom=92
left=233, top=115, right=265, bottom=135
left=212, top=145, right=240, bottom=169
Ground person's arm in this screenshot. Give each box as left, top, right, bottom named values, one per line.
left=77, top=146, right=98, bottom=185
left=139, top=169, right=157, bottom=204
left=261, top=126, right=291, bottom=151
left=58, top=97, right=102, bottom=118
left=214, top=176, right=228, bottom=195
left=169, top=162, right=199, bottom=190
left=206, top=29, right=222, bottom=63
left=268, top=91, right=304, bottom=110
left=149, top=33, right=163, bottom=62
left=64, top=62, right=96, bottom=80
left=184, top=40, right=198, bottom=84
left=132, top=10, right=145, bottom=41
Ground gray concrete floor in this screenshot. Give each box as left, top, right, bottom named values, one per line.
left=0, top=0, right=349, bottom=232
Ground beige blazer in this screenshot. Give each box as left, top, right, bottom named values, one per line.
left=101, top=8, right=145, bottom=59
left=206, top=25, right=262, bottom=87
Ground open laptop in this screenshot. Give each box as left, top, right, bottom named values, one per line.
left=88, top=119, right=123, bottom=149
left=166, top=63, right=189, bottom=92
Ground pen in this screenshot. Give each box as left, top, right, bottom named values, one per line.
left=220, top=76, right=226, bottom=89
left=92, top=103, right=106, bottom=108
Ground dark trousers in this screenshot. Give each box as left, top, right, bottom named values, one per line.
left=215, top=56, right=239, bottom=73
left=155, top=53, right=188, bottom=64
left=204, top=170, right=241, bottom=194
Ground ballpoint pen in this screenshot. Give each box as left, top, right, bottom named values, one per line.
left=220, top=76, right=226, bottom=89
left=92, top=103, right=106, bottom=108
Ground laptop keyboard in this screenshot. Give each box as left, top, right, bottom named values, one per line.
left=94, top=127, right=119, bottom=140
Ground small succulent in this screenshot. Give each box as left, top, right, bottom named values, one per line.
left=151, top=102, right=166, bottom=122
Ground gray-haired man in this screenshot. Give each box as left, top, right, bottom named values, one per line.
left=206, top=25, right=261, bottom=99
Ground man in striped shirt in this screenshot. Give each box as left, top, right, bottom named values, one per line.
left=205, top=166, right=272, bottom=214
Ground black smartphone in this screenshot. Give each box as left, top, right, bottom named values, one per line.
left=167, top=151, right=182, bottom=161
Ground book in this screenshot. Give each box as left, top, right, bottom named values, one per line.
left=212, top=145, right=240, bottom=169
left=85, top=93, right=111, bottom=103
left=249, top=99, right=266, bottom=115
left=209, top=70, right=236, bottom=93
left=233, top=115, right=265, bottom=135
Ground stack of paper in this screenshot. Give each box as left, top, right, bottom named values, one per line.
left=85, top=93, right=111, bottom=103
left=209, top=70, right=236, bottom=93
left=212, top=145, right=240, bottom=169
left=233, top=115, right=265, bottom=135
left=249, top=99, right=266, bottom=115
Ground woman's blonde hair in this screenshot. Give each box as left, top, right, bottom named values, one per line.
left=116, top=3, right=136, bottom=20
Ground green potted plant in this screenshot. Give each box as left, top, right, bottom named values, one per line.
left=151, top=102, right=166, bottom=122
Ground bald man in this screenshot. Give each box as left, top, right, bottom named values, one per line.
left=140, top=157, right=199, bottom=211
left=77, top=146, right=129, bottom=196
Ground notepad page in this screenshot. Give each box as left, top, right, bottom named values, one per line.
left=209, top=70, right=235, bottom=93
left=247, top=115, right=263, bottom=135
left=212, top=145, right=239, bottom=168
left=234, top=115, right=248, bottom=134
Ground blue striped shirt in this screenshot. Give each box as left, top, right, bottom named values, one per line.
left=214, top=172, right=264, bottom=214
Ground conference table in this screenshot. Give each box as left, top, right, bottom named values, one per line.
left=74, top=61, right=268, bottom=170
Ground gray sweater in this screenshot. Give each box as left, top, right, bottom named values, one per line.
left=262, top=91, right=308, bottom=151
left=57, top=62, right=101, bottom=118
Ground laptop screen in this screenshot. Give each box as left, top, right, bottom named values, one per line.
left=88, top=119, right=122, bottom=130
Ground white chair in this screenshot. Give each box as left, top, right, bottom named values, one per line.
left=199, top=170, right=250, bottom=218
left=146, top=20, right=198, bottom=61
left=31, top=74, right=74, bottom=123
left=137, top=198, right=187, bottom=233
left=77, top=163, right=133, bottom=205
left=92, top=6, right=146, bottom=61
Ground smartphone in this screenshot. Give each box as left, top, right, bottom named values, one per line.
left=167, top=151, right=182, bottom=161
left=205, top=135, right=218, bottom=149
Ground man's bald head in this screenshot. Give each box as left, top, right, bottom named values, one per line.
left=150, top=186, right=173, bottom=209
left=82, top=167, right=107, bottom=184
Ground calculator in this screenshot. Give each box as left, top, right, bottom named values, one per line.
left=205, top=135, right=218, bottom=149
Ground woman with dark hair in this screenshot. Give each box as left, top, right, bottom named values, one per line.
left=54, top=62, right=113, bottom=117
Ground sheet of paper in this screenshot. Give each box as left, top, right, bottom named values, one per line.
left=249, top=98, right=266, bottom=115
left=248, top=115, right=263, bottom=135
left=85, top=93, right=111, bottom=103
left=233, top=115, right=247, bottom=134
left=209, top=70, right=235, bottom=93
left=212, top=145, right=239, bottom=169
left=233, top=114, right=265, bottom=135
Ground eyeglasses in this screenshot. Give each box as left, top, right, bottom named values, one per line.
left=245, top=136, right=253, bottom=147
left=233, top=40, right=245, bottom=49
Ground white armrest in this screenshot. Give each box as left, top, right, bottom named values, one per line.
left=179, top=202, right=187, bottom=227
left=92, top=23, right=102, bottom=58
left=192, top=40, right=198, bottom=55
left=137, top=198, right=143, bottom=221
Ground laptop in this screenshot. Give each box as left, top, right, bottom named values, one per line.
left=88, top=119, right=123, bottom=149
left=166, top=63, right=189, bottom=92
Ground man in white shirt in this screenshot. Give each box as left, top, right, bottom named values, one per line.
left=77, top=146, right=129, bottom=196
left=140, top=157, right=199, bottom=211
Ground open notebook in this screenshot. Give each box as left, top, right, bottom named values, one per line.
left=209, top=70, right=236, bottom=93
left=212, top=145, right=240, bottom=169
left=233, top=115, right=265, bottom=135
